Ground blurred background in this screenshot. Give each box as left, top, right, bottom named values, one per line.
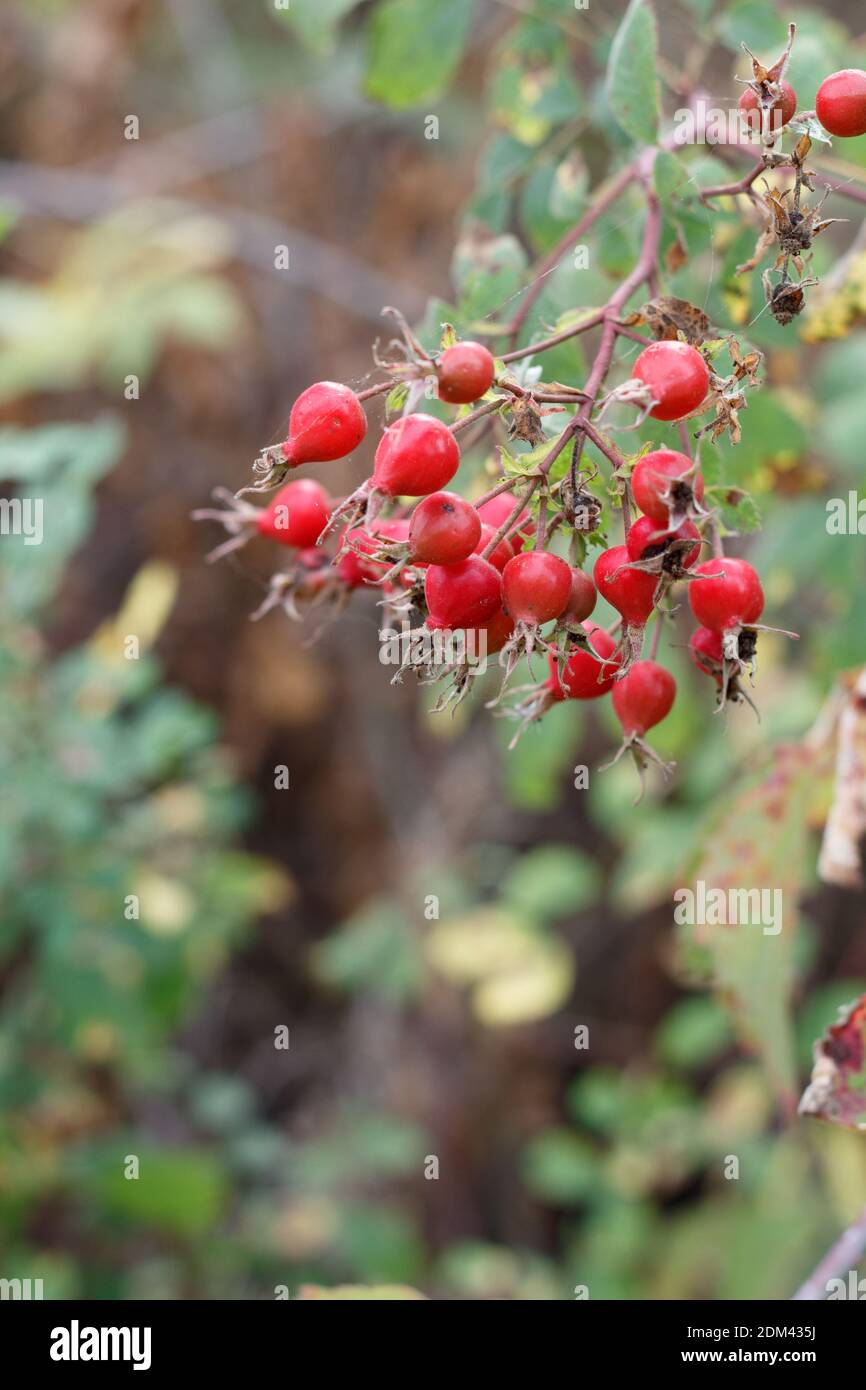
left=0, top=0, right=865, bottom=1300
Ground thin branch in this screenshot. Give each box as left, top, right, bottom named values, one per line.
left=792, top=1206, right=866, bottom=1301
left=505, top=161, right=639, bottom=344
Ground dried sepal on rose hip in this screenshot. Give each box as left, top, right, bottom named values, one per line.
left=630, top=450, right=706, bottom=528
left=249, top=546, right=346, bottom=626
left=689, top=625, right=760, bottom=717
left=193, top=480, right=332, bottom=563
left=602, top=660, right=677, bottom=801
left=501, top=622, right=620, bottom=747
left=736, top=23, right=798, bottom=147
left=429, top=607, right=515, bottom=713
left=687, top=556, right=798, bottom=698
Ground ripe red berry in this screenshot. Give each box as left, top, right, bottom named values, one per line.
left=561, top=568, right=597, bottom=625
left=688, top=557, right=764, bottom=632
left=738, top=80, right=797, bottom=134
left=689, top=625, right=724, bottom=682
left=476, top=493, right=532, bottom=549
left=633, top=342, right=709, bottom=421
left=424, top=555, right=503, bottom=628
left=546, top=623, right=620, bottom=700
left=281, top=382, right=367, bottom=466
left=816, top=69, right=866, bottom=138
left=631, top=450, right=705, bottom=525
left=256, top=479, right=331, bottom=548
left=502, top=551, right=572, bottom=625
left=373, top=414, right=460, bottom=497
left=436, top=341, right=496, bottom=404
left=626, top=515, right=701, bottom=568
left=612, top=660, right=676, bottom=737
left=408, top=491, right=481, bottom=565
left=593, top=545, right=657, bottom=625
left=474, top=522, right=516, bottom=573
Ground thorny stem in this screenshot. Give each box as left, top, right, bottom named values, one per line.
left=792, top=1206, right=866, bottom=1301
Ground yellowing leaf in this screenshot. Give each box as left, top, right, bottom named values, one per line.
left=425, top=907, right=538, bottom=982
left=89, top=561, right=179, bottom=666
left=802, top=251, right=866, bottom=342
left=134, top=872, right=195, bottom=936
left=426, top=908, right=574, bottom=1027
left=473, top=938, right=574, bottom=1027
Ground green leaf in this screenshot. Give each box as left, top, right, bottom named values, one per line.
left=605, top=0, right=659, bottom=147
left=654, top=149, right=690, bottom=208
left=717, top=0, right=788, bottom=56
left=523, top=1129, right=598, bottom=1205
left=275, top=0, right=364, bottom=56
left=365, top=0, right=476, bottom=109
left=655, top=997, right=734, bottom=1071
left=310, top=899, right=424, bottom=1001
left=83, top=1146, right=229, bottom=1237
left=677, top=745, right=824, bottom=1104
left=502, top=844, right=600, bottom=920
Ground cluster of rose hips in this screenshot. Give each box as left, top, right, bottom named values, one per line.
left=737, top=55, right=866, bottom=140
left=196, top=323, right=794, bottom=795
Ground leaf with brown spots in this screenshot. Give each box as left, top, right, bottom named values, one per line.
left=622, top=296, right=711, bottom=344
left=677, top=743, right=829, bottom=1105
left=799, top=995, right=866, bottom=1131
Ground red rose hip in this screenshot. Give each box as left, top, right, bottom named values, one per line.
left=373, top=414, right=460, bottom=497
left=626, top=515, right=701, bottom=568
left=739, top=80, right=797, bottom=135
left=408, top=491, right=481, bottom=565
left=436, top=341, right=496, bottom=404
left=633, top=342, right=709, bottom=421
left=612, top=660, right=676, bottom=737
left=502, top=551, right=572, bottom=625
left=816, top=69, right=866, bottom=138
left=281, top=382, right=367, bottom=466
left=593, top=545, right=657, bottom=625
left=547, top=622, right=620, bottom=700
left=631, top=450, right=705, bottom=526
left=256, top=479, right=331, bottom=548
left=561, top=568, right=597, bottom=625
left=688, top=557, right=764, bottom=632
left=424, top=555, right=503, bottom=628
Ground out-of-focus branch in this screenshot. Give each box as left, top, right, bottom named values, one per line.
left=0, top=160, right=427, bottom=325
left=792, top=1206, right=866, bottom=1300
